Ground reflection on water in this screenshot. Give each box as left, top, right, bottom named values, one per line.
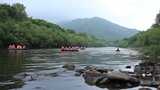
left=0, top=47, right=151, bottom=90
left=0, top=50, right=25, bottom=90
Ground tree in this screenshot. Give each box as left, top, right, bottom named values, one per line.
left=12, top=3, right=27, bottom=20
left=0, top=3, right=104, bottom=49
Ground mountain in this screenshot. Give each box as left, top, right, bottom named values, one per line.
left=0, top=3, right=105, bottom=48
left=59, top=17, right=139, bottom=40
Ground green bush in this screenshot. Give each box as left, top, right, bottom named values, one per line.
left=120, top=24, right=160, bottom=61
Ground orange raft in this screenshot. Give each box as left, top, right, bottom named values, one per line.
left=60, top=47, right=79, bottom=52
left=8, top=44, right=26, bottom=50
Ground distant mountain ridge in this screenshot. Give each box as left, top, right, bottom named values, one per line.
left=59, top=17, right=139, bottom=40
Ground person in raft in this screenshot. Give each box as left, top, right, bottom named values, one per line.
left=8, top=44, right=16, bottom=49
left=17, top=44, right=22, bottom=49
left=8, top=44, right=26, bottom=49
left=116, top=48, right=120, bottom=52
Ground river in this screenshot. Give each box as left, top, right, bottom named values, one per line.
left=0, top=47, right=156, bottom=90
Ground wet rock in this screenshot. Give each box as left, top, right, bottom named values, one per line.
left=75, top=72, right=81, bottom=76
left=34, top=86, right=46, bottom=90
left=126, top=65, right=131, bottom=69
left=96, top=77, right=108, bottom=85
left=157, top=85, right=160, bottom=90
left=106, top=71, right=139, bottom=85
left=96, top=68, right=113, bottom=73
left=83, top=70, right=101, bottom=85
left=49, top=72, right=58, bottom=77
left=14, top=73, right=30, bottom=80
left=62, top=63, right=75, bottom=70
left=140, top=80, right=159, bottom=87
left=83, top=70, right=101, bottom=77
left=134, top=62, right=156, bottom=76
left=28, top=75, right=37, bottom=81
left=83, top=70, right=140, bottom=89
left=138, top=87, right=152, bottom=90
left=20, top=73, right=37, bottom=81
left=119, top=65, right=135, bottom=75
left=0, top=80, right=24, bottom=89
left=97, top=76, right=139, bottom=89
left=75, top=67, right=113, bottom=76
left=107, top=71, right=133, bottom=80
left=0, top=81, right=15, bottom=86
left=84, top=65, right=97, bottom=70
left=14, top=72, right=38, bottom=81
left=14, top=80, right=24, bottom=88
left=134, top=62, right=160, bottom=87
left=75, top=69, right=85, bottom=74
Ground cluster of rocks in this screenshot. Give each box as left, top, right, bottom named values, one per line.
left=0, top=80, right=24, bottom=90
left=62, top=62, right=160, bottom=89
left=13, top=62, right=160, bottom=90
left=14, top=71, right=59, bottom=82
left=62, top=64, right=140, bottom=89
left=14, top=64, right=75, bottom=83
left=135, top=62, right=160, bottom=87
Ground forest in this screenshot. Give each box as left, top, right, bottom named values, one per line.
left=119, top=24, right=160, bottom=61
left=0, top=3, right=104, bottom=48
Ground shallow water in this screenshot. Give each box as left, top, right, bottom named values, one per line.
left=0, top=47, right=156, bottom=90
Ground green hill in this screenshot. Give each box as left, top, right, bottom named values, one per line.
left=0, top=3, right=104, bottom=48
left=60, top=17, right=139, bottom=40
left=119, top=16, right=160, bottom=61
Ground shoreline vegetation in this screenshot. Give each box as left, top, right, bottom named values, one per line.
left=0, top=3, right=105, bottom=49
left=119, top=17, right=160, bottom=62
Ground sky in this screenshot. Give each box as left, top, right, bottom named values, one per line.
left=0, top=0, right=160, bottom=30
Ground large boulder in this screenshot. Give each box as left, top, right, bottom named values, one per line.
left=100, top=71, right=140, bottom=89
left=107, top=71, right=139, bottom=82
left=62, top=63, right=75, bottom=70
left=83, top=70, right=102, bottom=85
left=83, top=70, right=140, bottom=89
left=75, top=66, right=112, bottom=76
left=106, top=71, right=134, bottom=80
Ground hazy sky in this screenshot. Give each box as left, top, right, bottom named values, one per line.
left=0, top=0, right=160, bottom=30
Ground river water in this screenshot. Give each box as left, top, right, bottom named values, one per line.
left=0, top=47, right=156, bottom=90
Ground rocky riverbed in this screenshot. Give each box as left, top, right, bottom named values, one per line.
left=0, top=47, right=157, bottom=90
left=62, top=62, right=160, bottom=90
left=12, top=62, right=160, bottom=90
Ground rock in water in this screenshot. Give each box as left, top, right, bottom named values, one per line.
left=83, top=70, right=101, bottom=85
left=106, top=71, right=133, bottom=80
left=103, top=71, right=140, bottom=88
left=75, top=69, right=85, bottom=76
left=134, top=62, right=160, bottom=87
left=62, top=63, right=75, bottom=70
left=138, top=87, right=152, bottom=90
left=126, top=65, right=131, bottom=69
left=157, top=85, right=160, bottom=90
left=50, top=72, right=58, bottom=77
left=82, top=70, right=140, bottom=89
left=84, top=65, right=97, bottom=70
left=96, top=68, right=113, bottom=73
